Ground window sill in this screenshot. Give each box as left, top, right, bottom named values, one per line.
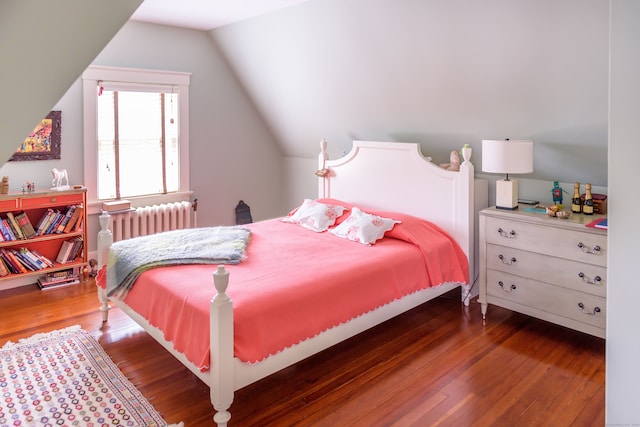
left=87, top=191, right=194, bottom=216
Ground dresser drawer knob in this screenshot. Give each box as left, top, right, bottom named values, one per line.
left=498, top=254, right=517, bottom=265
left=577, top=242, right=601, bottom=255
left=578, top=272, right=602, bottom=285
left=578, top=302, right=601, bottom=316
left=498, top=281, right=517, bottom=292
left=497, top=227, right=517, bottom=238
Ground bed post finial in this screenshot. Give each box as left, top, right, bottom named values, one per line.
left=315, top=138, right=329, bottom=178
left=213, top=265, right=230, bottom=301
left=461, top=144, right=472, bottom=166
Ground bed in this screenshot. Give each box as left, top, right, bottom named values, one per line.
left=97, top=140, right=484, bottom=426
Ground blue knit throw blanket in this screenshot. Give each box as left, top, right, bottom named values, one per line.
left=106, top=226, right=251, bottom=297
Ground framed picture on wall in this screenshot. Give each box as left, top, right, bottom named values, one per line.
left=10, top=110, right=62, bottom=161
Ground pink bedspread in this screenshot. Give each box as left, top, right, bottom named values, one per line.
left=120, top=212, right=467, bottom=368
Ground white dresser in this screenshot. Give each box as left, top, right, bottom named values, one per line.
left=478, top=206, right=607, bottom=338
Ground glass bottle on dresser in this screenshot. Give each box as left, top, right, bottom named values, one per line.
left=571, top=182, right=583, bottom=214
left=583, top=183, right=594, bottom=215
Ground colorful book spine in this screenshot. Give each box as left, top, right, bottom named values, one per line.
left=0, top=220, right=13, bottom=241
left=30, top=249, right=55, bottom=268
left=44, top=213, right=63, bottom=235
left=64, top=205, right=84, bottom=233
left=15, top=212, right=37, bottom=239
left=55, top=205, right=76, bottom=233
left=20, top=248, right=46, bottom=270
left=0, top=257, right=9, bottom=276
left=35, top=209, right=54, bottom=236
left=5, top=212, right=25, bottom=240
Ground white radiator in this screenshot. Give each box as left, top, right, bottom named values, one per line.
left=108, top=200, right=197, bottom=242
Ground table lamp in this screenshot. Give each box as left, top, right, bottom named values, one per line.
left=482, top=139, right=534, bottom=210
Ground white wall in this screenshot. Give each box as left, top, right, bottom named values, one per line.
left=606, top=0, right=640, bottom=423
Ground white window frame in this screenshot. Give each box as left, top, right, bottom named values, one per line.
left=82, top=65, right=191, bottom=215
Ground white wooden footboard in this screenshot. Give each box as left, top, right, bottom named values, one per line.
left=96, top=211, right=236, bottom=426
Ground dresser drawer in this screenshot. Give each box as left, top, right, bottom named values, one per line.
left=486, top=244, right=606, bottom=297
left=486, top=269, right=606, bottom=329
left=484, top=216, right=607, bottom=267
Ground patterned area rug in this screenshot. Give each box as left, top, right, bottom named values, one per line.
left=0, top=326, right=182, bottom=427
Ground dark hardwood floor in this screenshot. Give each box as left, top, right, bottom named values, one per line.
left=0, top=279, right=605, bottom=426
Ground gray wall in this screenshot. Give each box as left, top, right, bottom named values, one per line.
left=212, top=0, right=609, bottom=206
left=607, top=1, right=640, bottom=424
left=1, top=21, right=285, bottom=231
left=92, top=22, right=285, bottom=225
left=0, top=1, right=141, bottom=166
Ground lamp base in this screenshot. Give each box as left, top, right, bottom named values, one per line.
left=495, top=179, right=519, bottom=210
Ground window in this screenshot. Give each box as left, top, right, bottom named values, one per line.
left=83, top=66, right=191, bottom=212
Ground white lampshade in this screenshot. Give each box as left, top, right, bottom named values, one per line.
left=482, top=139, right=534, bottom=174
left=482, top=139, right=534, bottom=210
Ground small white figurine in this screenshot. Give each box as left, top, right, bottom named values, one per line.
left=51, top=168, right=70, bottom=190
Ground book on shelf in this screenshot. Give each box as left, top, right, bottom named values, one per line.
left=68, top=237, right=84, bottom=261
left=585, top=218, right=608, bottom=230
left=11, top=249, right=38, bottom=271
left=0, top=247, right=53, bottom=273
left=15, top=212, right=37, bottom=239
left=0, top=249, right=19, bottom=274
left=19, top=248, right=47, bottom=270
left=55, top=240, right=74, bottom=264
left=1, top=219, right=16, bottom=241
left=0, top=257, right=9, bottom=276
left=55, top=205, right=76, bottom=233
left=0, top=221, right=8, bottom=241
left=35, top=209, right=54, bottom=235
left=5, top=212, right=25, bottom=240
left=31, top=249, right=54, bottom=268
left=73, top=210, right=84, bottom=232
left=37, top=209, right=60, bottom=235
left=55, top=237, right=83, bottom=264
left=64, top=204, right=84, bottom=233
left=45, top=212, right=64, bottom=235
left=0, top=248, right=28, bottom=274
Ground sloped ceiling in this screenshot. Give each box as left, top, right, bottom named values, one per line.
left=0, top=0, right=143, bottom=164
left=210, top=0, right=609, bottom=185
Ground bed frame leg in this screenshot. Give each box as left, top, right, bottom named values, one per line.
left=211, top=265, right=235, bottom=427
left=213, top=410, right=231, bottom=427
left=97, top=211, right=113, bottom=322
left=461, top=284, right=471, bottom=307
left=98, top=287, right=110, bottom=322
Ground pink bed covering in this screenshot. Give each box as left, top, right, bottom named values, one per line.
left=119, top=211, right=468, bottom=369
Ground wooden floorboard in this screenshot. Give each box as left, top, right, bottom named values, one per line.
left=0, top=279, right=605, bottom=426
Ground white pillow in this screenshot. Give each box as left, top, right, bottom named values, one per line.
left=280, top=199, right=348, bottom=232
left=329, top=207, right=401, bottom=245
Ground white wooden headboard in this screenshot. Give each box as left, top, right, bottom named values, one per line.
left=318, top=140, right=481, bottom=286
